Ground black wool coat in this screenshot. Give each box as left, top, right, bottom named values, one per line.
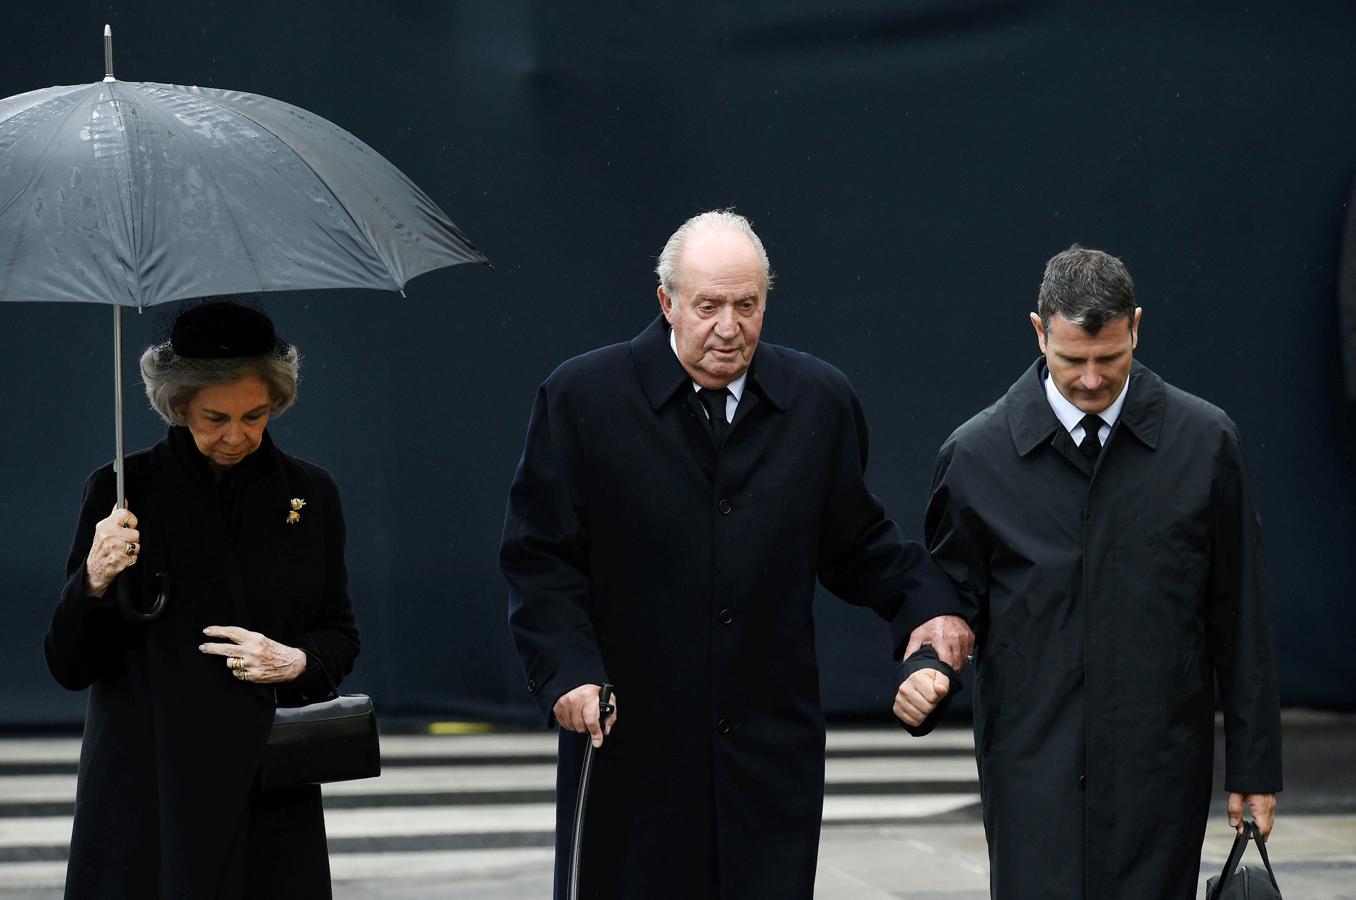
left=45, top=428, right=360, bottom=900
left=926, top=360, right=1282, bottom=900
left=501, top=316, right=960, bottom=900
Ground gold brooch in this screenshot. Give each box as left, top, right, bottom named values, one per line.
left=286, top=498, right=306, bottom=525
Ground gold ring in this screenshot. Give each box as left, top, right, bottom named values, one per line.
left=235, top=670, right=248, bottom=681
left=229, top=657, right=242, bottom=671
left=124, top=542, right=137, bottom=557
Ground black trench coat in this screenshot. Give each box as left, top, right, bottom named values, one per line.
left=500, top=316, right=959, bottom=900
left=45, top=428, right=360, bottom=900
left=926, top=360, right=1282, bottom=899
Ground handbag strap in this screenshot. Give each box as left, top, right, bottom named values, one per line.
left=308, top=652, right=339, bottom=696
left=1212, top=824, right=1253, bottom=894
left=1212, top=820, right=1280, bottom=897
left=1248, top=821, right=1281, bottom=891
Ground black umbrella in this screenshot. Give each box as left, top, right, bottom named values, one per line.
left=0, top=27, right=488, bottom=615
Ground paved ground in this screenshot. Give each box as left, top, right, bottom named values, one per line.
left=1, top=711, right=1351, bottom=898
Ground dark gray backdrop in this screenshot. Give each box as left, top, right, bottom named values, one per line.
left=4, top=1, right=1354, bottom=727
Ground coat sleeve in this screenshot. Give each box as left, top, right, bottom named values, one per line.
left=888, top=437, right=990, bottom=739
left=500, top=384, right=607, bottom=723
left=44, top=468, right=131, bottom=691
left=282, top=469, right=361, bottom=705
left=816, top=386, right=967, bottom=659
left=922, top=437, right=989, bottom=636
left=1207, top=423, right=1283, bottom=794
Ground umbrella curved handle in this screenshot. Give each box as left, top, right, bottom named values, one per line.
left=116, top=571, right=168, bottom=623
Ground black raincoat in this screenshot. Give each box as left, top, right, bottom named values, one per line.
left=45, top=428, right=359, bottom=900
left=501, top=315, right=959, bottom=900
left=926, top=359, right=1282, bottom=899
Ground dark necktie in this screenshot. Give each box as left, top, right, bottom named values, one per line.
left=1078, top=414, right=1104, bottom=463
left=697, top=388, right=729, bottom=443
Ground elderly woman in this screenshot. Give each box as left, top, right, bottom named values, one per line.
left=45, top=300, right=359, bottom=900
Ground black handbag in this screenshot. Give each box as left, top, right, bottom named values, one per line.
left=1206, top=820, right=1282, bottom=900
left=259, top=659, right=381, bottom=791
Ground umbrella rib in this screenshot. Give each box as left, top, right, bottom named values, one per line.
left=102, top=85, right=149, bottom=308
left=180, top=91, right=403, bottom=291
left=134, top=86, right=268, bottom=296
left=0, top=91, right=103, bottom=298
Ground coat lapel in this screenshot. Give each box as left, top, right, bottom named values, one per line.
left=729, top=389, right=759, bottom=435
left=1005, top=359, right=1085, bottom=475
left=630, top=316, right=787, bottom=477
left=1051, top=426, right=1095, bottom=477
left=632, top=315, right=690, bottom=412
left=151, top=433, right=243, bottom=623
left=1115, top=363, right=1166, bottom=451
left=731, top=342, right=786, bottom=431
left=1005, top=358, right=1166, bottom=478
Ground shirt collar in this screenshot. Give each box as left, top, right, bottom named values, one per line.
left=1042, top=365, right=1130, bottom=433
left=670, top=328, right=747, bottom=401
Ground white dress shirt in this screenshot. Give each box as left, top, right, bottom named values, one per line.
left=1042, top=365, right=1130, bottom=447
left=671, top=328, right=745, bottom=422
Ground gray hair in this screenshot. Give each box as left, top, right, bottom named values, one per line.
left=139, top=343, right=301, bottom=426
left=655, top=209, right=775, bottom=298
left=1037, top=245, right=1136, bottom=334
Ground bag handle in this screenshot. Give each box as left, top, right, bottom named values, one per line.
left=1211, top=824, right=1252, bottom=895
left=308, top=652, right=339, bottom=695
left=1211, top=820, right=1280, bottom=897
left=1249, top=821, right=1281, bottom=891
left=272, top=650, right=341, bottom=709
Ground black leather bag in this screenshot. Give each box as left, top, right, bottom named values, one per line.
left=1206, top=821, right=1282, bottom=900
left=259, top=658, right=381, bottom=791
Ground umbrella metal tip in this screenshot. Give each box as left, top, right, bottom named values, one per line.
left=103, top=24, right=116, bottom=81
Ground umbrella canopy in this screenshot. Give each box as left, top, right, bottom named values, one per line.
left=0, top=78, right=487, bottom=307
left=1, top=28, right=488, bottom=620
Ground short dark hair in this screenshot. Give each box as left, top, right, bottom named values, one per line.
left=1037, top=245, right=1135, bottom=334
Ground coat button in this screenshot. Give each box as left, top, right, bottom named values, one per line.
left=527, top=679, right=538, bottom=693
left=717, top=499, right=732, bottom=514
left=1078, top=774, right=1087, bottom=790
left=719, top=608, right=734, bottom=624
left=717, top=718, right=732, bottom=734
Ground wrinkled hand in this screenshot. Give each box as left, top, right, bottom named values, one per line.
left=199, top=625, right=307, bottom=684
left=904, top=615, right=975, bottom=671
left=893, top=668, right=951, bottom=727
left=84, top=505, right=140, bottom=598
left=553, top=684, right=618, bottom=748
left=1228, top=792, right=1276, bottom=840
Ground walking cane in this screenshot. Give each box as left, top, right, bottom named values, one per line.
left=567, top=683, right=614, bottom=900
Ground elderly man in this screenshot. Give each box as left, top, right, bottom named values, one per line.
left=925, top=246, right=1282, bottom=898
left=500, top=210, right=971, bottom=899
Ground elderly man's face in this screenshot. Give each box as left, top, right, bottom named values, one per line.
left=1030, top=308, right=1142, bottom=414
left=179, top=373, right=272, bottom=473
left=658, top=229, right=766, bottom=389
